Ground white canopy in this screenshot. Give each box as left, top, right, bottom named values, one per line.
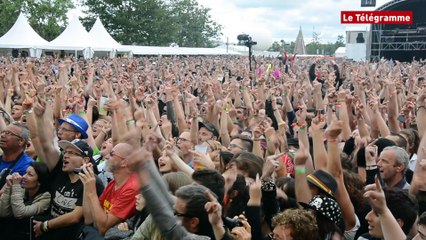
left=89, top=17, right=121, bottom=53
left=122, top=45, right=241, bottom=56
left=43, top=17, right=95, bottom=54
left=0, top=12, right=48, bottom=51
left=335, top=47, right=346, bottom=58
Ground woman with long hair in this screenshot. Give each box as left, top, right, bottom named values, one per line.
left=0, top=162, right=51, bottom=240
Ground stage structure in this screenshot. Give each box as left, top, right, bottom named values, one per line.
left=370, top=0, right=426, bottom=61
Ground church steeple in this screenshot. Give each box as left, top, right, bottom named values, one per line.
left=294, top=26, right=306, bottom=55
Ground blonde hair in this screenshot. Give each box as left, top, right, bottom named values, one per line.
left=162, top=172, right=192, bottom=195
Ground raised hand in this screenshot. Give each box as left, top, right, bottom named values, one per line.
left=294, top=141, right=309, bottom=166
left=205, top=190, right=223, bottom=226
left=364, top=176, right=386, bottom=215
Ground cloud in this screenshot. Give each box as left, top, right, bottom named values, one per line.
left=198, top=0, right=392, bottom=44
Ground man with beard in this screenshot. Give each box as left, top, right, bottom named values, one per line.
left=80, top=143, right=139, bottom=238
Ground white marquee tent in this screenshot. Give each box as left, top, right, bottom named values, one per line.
left=0, top=12, right=48, bottom=57
left=42, top=17, right=96, bottom=58
left=0, top=12, right=242, bottom=58
left=335, top=47, right=346, bottom=58
left=122, top=45, right=241, bottom=56
left=89, top=17, right=122, bottom=56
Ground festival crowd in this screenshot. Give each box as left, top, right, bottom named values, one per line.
left=0, top=54, right=425, bottom=240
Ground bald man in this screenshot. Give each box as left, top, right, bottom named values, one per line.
left=81, top=143, right=139, bottom=237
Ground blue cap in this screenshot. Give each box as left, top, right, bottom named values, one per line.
left=58, top=114, right=88, bottom=139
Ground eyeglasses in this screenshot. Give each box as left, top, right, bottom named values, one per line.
left=58, top=127, right=77, bottom=133
left=173, top=210, right=193, bottom=218
left=1, top=130, right=23, bottom=139
left=64, top=150, right=83, bottom=157
left=110, top=150, right=126, bottom=160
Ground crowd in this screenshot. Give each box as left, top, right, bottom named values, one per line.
left=0, top=54, right=425, bottom=240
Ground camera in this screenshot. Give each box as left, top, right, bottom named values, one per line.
left=237, top=34, right=257, bottom=48
left=223, top=217, right=243, bottom=229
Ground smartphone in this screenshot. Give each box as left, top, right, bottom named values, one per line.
left=73, top=168, right=83, bottom=174
left=194, top=145, right=208, bottom=154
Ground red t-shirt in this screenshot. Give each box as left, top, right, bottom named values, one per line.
left=99, top=174, right=139, bottom=220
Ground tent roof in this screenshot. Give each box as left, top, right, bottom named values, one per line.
left=89, top=17, right=121, bottom=51
left=121, top=45, right=241, bottom=55
left=0, top=12, right=48, bottom=49
left=43, top=17, right=96, bottom=50
left=335, top=47, right=346, bottom=54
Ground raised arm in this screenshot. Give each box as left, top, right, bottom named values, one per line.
left=326, top=120, right=356, bottom=231
left=33, top=99, right=60, bottom=171
left=364, top=178, right=406, bottom=240
left=294, top=141, right=312, bottom=204
left=311, top=115, right=328, bottom=170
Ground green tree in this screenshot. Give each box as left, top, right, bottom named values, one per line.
left=0, top=0, right=27, bottom=36
left=80, top=0, right=222, bottom=47
left=306, top=31, right=322, bottom=55
left=267, top=40, right=295, bottom=53
left=268, top=41, right=282, bottom=51
left=168, top=0, right=222, bottom=47
left=335, top=34, right=345, bottom=48
left=0, top=0, right=73, bottom=41
left=80, top=0, right=176, bottom=45
left=26, top=0, right=74, bottom=41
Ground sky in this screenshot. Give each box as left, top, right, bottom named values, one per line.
left=66, top=0, right=394, bottom=49
left=196, top=0, right=393, bottom=48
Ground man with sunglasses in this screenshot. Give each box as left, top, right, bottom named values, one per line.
left=79, top=143, right=139, bottom=238
left=0, top=122, right=33, bottom=190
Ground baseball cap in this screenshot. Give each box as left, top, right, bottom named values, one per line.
left=198, top=121, right=219, bottom=138
left=59, top=139, right=93, bottom=159
left=59, top=139, right=99, bottom=174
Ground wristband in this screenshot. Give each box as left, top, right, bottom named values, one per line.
left=193, top=115, right=200, bottom=120
left=366, top=165, right=378, bottom=170
left=126, top=120, right=136, bottom=126
left=295, top=166, right=306, bottom=174
left=78, top=111, right=85, bottom=115
left=41, top=220, right=49, bottom=233
left=416, top=106, right=426, bottom=113
left=231, top=117, right=238, bottom=124
left=299, top=125, right=307, bottom=130
left=24, top=110, right=33, bottom=115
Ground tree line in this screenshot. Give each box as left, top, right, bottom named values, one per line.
left=0, top=0, right=223, bottom=47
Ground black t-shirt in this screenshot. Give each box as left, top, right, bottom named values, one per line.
left=43, top=159, right=104, bottom=240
